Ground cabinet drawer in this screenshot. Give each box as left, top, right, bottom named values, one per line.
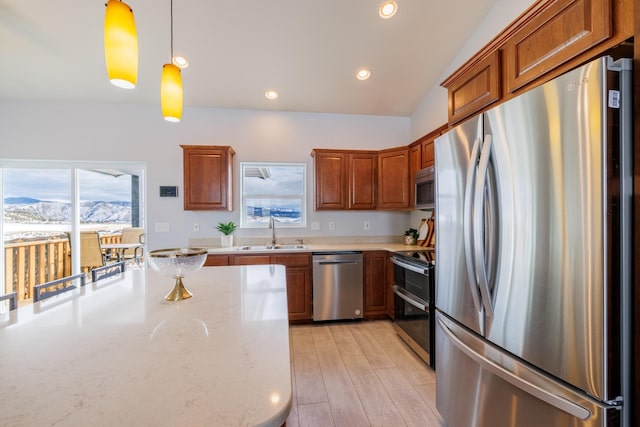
left=273, top=254, right=311, bottom=268
left=204, top=255, right=229, bottom=266
left=230, top=255, right=271, bottom=265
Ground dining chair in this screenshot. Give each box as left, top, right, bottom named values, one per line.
left=0, top=292, right=17, bottom=312
left=33, top=273, right=86, bottom=302
left=80, top=231, right=106, bottom=272
left=91, top=261, right=126, bottom=282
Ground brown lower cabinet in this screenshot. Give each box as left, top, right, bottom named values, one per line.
left=363, top=251, right=389, bottom=318
left=206, top=251, right=393, bottom=322
left=205, top=253, right=313, bottom=322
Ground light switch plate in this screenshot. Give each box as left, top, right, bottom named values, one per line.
left=311, top=222, right=320, bottom=231
left=155, top=222, right=170, bottom=232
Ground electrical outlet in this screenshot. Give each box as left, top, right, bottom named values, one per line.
left=155, top=222, right=170, bottom=233
left=363, top=221, right=370, bottom=231
left=311, top=221, right=320, bottom=231
left=193, top=223, right=200, bottom=232
left=329, top=221, right=335, bottom=231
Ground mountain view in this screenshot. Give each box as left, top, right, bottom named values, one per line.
left=4, top=198, right=131, bottom=224
left=4, top=198, right=131, bottom=242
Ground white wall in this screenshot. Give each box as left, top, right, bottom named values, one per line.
left=0, top=101, right=412, bottom=249
left=410, top=0, right=539, bottom=139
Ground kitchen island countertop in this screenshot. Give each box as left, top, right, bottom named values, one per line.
left=0, top=265, right=292, bottom=427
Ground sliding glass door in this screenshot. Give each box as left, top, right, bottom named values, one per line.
left=0, top=161, right=145, bottom=307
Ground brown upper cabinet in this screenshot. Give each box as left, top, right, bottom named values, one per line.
left=181, top=145, right=234, bottom=211
left=312, top=149, right=377, bottom=210
left=377, top=147, right=410, bottom=210
left=442, top=0, right=633, bottom=125
left=443, top=50, right=501, bottom=125
left=504, top=0, right=612, bottom=93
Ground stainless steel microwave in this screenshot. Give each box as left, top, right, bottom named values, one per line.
left=415, top=166, right=435, bottom=209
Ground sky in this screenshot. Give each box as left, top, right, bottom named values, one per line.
left=3, top=169, right=132, bottom=202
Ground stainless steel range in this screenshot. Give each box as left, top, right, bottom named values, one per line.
left=390, top=249, right=435, bottom=368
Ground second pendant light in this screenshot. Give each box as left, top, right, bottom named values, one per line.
left=161, top=0, right=183, bottom=122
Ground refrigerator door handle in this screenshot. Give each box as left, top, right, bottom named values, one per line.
left=463, top=136, right=483, bottom=313
left=473, top=134, right=494, bottom=317
left=437, top=316, right=592, bottom=420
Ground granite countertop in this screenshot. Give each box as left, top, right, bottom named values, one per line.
left=0, top=265, right=292, bottom=427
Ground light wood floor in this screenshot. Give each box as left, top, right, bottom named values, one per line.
left=286, top=320, right=445, bottom=427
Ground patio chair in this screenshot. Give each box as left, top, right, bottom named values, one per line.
left=120, top=227, right=145, bottom=263
left=80, top=231, right=106, bottom=272
left=33, top=273, right=86, bottom=302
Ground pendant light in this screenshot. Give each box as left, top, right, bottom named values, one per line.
left=161, top=0, right=183, bottom=122
left=104, top=0, right=138, bottom=89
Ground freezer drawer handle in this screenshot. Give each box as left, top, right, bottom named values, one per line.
left=392, top=285, right=427, bottom=311
left=437, top=316, right=591, bottom=420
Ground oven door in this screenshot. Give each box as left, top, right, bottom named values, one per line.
left=393, top=285, right=433, bottom=363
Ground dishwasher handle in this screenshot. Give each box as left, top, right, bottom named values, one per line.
left=315, top=260, right=362, bottom=265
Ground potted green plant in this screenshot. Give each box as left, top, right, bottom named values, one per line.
left=404, top=228, right=419, bottom=245
left=216, top=221, right=238, bottom=247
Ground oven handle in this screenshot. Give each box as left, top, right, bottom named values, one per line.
left=390, top=256, right=429, bottom=275
left=392, top=285, right=428, bottom=312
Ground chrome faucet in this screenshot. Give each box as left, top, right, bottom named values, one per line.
left=269, top=216, right=276, bottom=246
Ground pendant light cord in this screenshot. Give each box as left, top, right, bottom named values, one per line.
left=170, top=0, right=174, bottom=59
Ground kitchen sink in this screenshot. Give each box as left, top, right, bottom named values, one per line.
left=235, top=244, right=307, bottom=251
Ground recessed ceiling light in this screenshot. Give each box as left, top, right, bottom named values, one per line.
left=356, top=69, right=371, bottom=80
left=265, top=90, right=279, bottom=100
left=172, top=56, right=189, bottom=68
left=378, top=1, right=398, bottom=19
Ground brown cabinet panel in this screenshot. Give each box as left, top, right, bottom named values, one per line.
left=312, top=151, right=348, bottom=210
left=204, top=255, right=229, bottom=266
left=377, top=148, right=410, bottom=210
left=421, top=140, right=435, bottom=169
left=286, top=268, right=313, bottom=321
left=446, top=50, right=501, bottom=124
left=504, top=0, right=611, bottom=93
left=181, top=145, right=234, bottom=211
left=364, top=251, right=388, bottom=318
left=409, top=145, right=421, bottom=209
left=349, top=153, right=377, bottom=210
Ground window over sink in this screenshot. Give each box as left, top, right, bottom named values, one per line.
left=240, top=162, right=306, bottom=228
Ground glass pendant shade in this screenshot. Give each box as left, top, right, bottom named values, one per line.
left=161, top=64, right=183, bottom=122
left=104, top=0, right=138, bottom=89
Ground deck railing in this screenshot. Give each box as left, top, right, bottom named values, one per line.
left=4, top=233, right=122, bottom=302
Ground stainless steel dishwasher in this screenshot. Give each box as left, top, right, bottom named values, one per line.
left=312, top=252, right=363, bottom=321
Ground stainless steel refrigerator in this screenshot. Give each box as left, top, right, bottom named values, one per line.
left=434, top=56, right=632, bottom=427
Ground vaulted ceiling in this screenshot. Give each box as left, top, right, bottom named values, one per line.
left=0, top=0, right=497, bottom=116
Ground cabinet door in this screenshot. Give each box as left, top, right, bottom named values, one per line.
left=421, top=140, right=435, bottom=168
left=504, top=0, right=611, bottom=93
left=364, top=251, right=388, bottom=318
left=377, top=148, right=410, bottom=210
left=349, top=153, right=377, bottom=210
left=204, top=255, right=229, bottom=266
left=286, top=267, right=313, bottom=321
left=445, top=50, right=501, bottom=124
left=181, top=145, right=234, bottom=211
left=313, top=151, right=348, bottom=210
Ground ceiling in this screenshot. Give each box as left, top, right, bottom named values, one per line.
left=0, top=0, right=497, bottom=117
